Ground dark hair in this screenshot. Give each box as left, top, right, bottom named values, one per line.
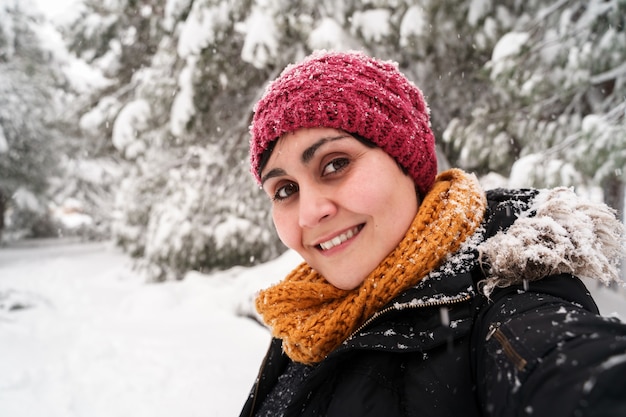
left=258, top=139, right=277, bottom=179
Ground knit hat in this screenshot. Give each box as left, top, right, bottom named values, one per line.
left=249, top=50, right=437, bottom=196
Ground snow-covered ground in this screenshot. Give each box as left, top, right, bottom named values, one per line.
left=0, top=239, right=624, bottom=417
left=0, top=239, right=302, bottom=417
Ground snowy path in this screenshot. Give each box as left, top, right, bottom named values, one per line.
left=0, top=239, right=281, bottom=417
left=0, top=239, right=624, bottom=417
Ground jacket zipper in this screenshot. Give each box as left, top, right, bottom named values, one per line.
left=347, top=293, right=473, bottom=342
left=485, top=322, right=527, bottom=371
left=248, top=293, right=473, bottom=415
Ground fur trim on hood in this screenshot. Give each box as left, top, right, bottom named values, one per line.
left=477, top=187, right=626, bottom=297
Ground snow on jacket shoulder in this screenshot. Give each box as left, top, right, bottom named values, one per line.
left=471, top=187, right=626, bottom=417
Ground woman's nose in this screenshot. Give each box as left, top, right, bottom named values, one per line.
left=298, top=186, right=337, bottom=228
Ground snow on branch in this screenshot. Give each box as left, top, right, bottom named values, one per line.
left=591, top=61, right=626, bottom=85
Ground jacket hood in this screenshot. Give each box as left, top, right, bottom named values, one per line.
left=477, top=187, right=625, bottom=297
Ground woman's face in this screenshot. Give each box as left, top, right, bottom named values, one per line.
left=261, top=128, right=419, bottom=290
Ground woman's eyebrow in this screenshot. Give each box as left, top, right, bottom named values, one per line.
left=301, top=134, right=350, bottom=164
left=261, top=168, right=286, bottom=187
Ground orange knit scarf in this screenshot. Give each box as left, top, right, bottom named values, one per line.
left=255, top=168, right=486, bottom=364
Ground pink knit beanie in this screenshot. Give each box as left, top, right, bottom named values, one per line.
left=249, top=50, right=437, bottom=196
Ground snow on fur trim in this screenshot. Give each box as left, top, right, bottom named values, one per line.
left=478, top=187, right=625, bottom=297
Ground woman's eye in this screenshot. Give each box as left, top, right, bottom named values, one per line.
left=322, top=158, right=349, bottom=176
left=274, top=182, right=299, bottom=201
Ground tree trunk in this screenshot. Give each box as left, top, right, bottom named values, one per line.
left=601, top=175, right=625, bottom=283
left=602, top=175, right=625, bottom=222
left=0, top=188, right=5, bottom=240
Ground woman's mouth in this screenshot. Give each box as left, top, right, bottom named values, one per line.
left=317, top=225, right=364, bottom=251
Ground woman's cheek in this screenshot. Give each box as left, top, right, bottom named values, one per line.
left=273, top=210, right=297, bottom=249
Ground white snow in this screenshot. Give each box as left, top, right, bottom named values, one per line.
left=112, top=100, right=151, bottom=159
left=163, top=0, right=193, bottom=31
left=508, top=154, right=582, bottom=189
left=1, top=239, right=623, bottom=416
left=33, top=0, right=81, bottom=24
left=239, top=5, right=279, bottom=69
left=170, top=57, right=196, bottom=137
left=467, top=0, right=491, bottom=26
left=0, top=125, right=8, bottom=153
left=351, top=9, right=392, bottom=43
left=29, top=1, right=113, bottom=95
left=79, top=97, right=122, bottom=136
left=400, top=6, right=427, bottom=42
left=0, top=240, right=303, bottom=417
left=492, top=32, right=530, bottom=62
left=489, top=31, right=530, bottom=79
left=307, top=17, right=362, bottom=52
left=176, top=1, right=228, bottom=58
left=11, top=188, right=42, bottom=212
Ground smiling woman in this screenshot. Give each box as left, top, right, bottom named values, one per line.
left=238, top=50, right=626, bottom=417
left=260, top=128, right=419, bottom=291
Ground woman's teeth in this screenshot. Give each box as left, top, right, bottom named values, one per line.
left=319, top=226, right=361, bottom=251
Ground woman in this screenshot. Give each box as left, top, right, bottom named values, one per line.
left=239, top=50, right=626, bottom=417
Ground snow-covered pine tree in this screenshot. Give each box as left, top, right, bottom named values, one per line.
left=67, top=0, right=288, bottom=280
left=53, top=0, right=168, bottom=240
left=442, top=0, right=626, bottom=215
left=0, top=0, right=63, bottom=239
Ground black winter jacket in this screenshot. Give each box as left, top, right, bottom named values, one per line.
left=239, top=189, right=626, bottom=417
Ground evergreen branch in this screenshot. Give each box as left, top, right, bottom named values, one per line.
left=591, top=61, right=626, bottom=85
